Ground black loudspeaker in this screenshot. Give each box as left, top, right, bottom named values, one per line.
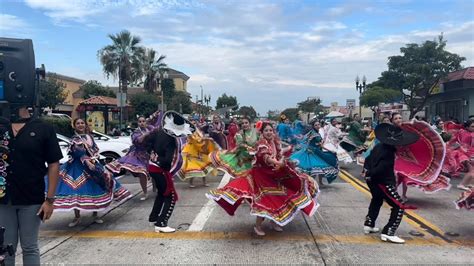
left=0, top=38, right=35, bottom=106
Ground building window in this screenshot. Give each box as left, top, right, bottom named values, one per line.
left=435, top=100, right=461, bottom=121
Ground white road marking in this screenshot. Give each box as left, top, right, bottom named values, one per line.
left=187, top=172, right=231, bottom=231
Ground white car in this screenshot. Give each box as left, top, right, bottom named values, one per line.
left=57, top=134, right=130, bottom=164
left=92, top=130, right=132, bottom=146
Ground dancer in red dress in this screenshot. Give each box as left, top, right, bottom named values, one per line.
left=207, top=122, right=319, bottom=236
left=226, top=117, right=239, bottom=150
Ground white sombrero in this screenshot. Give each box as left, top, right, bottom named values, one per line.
left=162, top=110, right=195, bottom=137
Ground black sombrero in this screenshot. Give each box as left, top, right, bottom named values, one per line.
left=375, top=123, right=419, bottom=146
left=161, top=110, right=196, bottom=137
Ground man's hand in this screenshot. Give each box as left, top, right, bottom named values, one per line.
left=37, top=201, right=54, bottom=222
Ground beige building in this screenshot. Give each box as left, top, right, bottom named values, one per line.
left=109, top=67, right=190, bottom=96
left=167, top=68, right=190, bottom=92
left=47, top=67, right=189, bottom=119
left=46, top=72, right=86, bottom=118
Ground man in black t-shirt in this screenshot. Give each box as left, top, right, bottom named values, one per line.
left=0, top=106, right=62, bottom=265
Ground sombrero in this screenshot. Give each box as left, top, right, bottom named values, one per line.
left=161, top=110, right=196, bottom=137
left=375, top=123, right=419, bottom=146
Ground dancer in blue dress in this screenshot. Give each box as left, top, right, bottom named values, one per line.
left=51, top=118, right=132, bottom=227
left=290, top=120, right=339, bottom=185
left=276, top=114, right=294, bottom=144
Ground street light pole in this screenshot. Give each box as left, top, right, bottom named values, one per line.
left=158, top=70, right=169, bottom=113
left=204, top=94, right=211, bottom=116
left=355, top=75, right=367, bottom=118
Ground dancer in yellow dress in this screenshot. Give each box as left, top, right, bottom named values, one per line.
left=178, top=126, right=220, bottom=187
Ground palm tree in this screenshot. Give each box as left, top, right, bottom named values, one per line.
left=142, top=48, right=167, bottom=94
left=97, top=30, right=145, bottom=94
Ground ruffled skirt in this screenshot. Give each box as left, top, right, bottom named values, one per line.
left=206, top=164, right=319, bottom=226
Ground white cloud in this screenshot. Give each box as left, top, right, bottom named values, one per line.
left=23, top=0, right=474, bottom=113
left=0, top=14, right=33, bottom=37
left=312, top=21, right=347, bottom=32
left=189, top=74, right=217, bottom=84
left=24, top=0, right=104, bottom=23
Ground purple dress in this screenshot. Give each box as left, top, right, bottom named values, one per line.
left=208, top=121, right=228, bottom=150
left=106, top=127, right=154, bottom=178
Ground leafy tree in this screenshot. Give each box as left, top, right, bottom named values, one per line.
left=97, top=30, right=145, bottom=93
left=216, top=93, right=239, bottom=110
left=129, top=92, right=160, bottom=117
left=238, top=106, right=257, bottom=120
left=39, top=78, right=67, bottom=109
left=266, top=110, right=280, bottom=120
left=373, top=34, right=465, bottom=118
left=360, top=86, right=401, bottom=107
left=142, top=48, right=167, bottom=93
left=297, top=98, right=321, bottom=113
left=168, top=91, right=193, bottom=114
left=161, top=78, right=175, bottom=106
left=281, top=108, right=299, bottom=121
left=81, top=80, right=116, bottom=99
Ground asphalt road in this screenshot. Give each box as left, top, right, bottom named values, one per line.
left=13, top=163, right=474, bottom=264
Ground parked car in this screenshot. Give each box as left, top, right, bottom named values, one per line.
left=47, top=113, right=72, bottom=120
left=57, top=137, right=106, bottom=165
left=57, top=133, right=129, bottom=164
left=92, top=130, right=132, bottom=146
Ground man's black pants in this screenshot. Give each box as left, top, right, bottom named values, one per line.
left=149, top=172, right=176, bottom=227
left=364, top=181, right=405, bottom=236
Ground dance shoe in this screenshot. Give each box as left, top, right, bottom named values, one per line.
left=363, top=226, right=380, bottom=234
left=381, top=234, right=405, bottom=244
left=155, top=226, right=176, bottom=233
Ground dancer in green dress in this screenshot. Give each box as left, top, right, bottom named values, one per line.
left=210, top=117, right=259, bottom=177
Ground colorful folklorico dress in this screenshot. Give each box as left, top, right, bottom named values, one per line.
left=395, top=120, right=450, bottom=193
left=207, top=137, right=319, bottom=226
left=292, top=120, right=306, bottom=145
left=210, top=128, right=259, bottom=177
left=208, top=120, right=228, bottom=150
left=276, top=122, right=294, bottom=144
left=177, top=129, right=220, bottom=181
left=340, top=120, right=367, bottom=153
left=106, top=126, right=154, bottom=178
left=455, top=188, right=474, bottom=210
left=325, top=125, right=353, bottom=164
left=357, top=130, right=378, bottom=166
left=290, top=129, right=339, bottom=183
left=226, top=122, right=239, bottom=150
left=53, top=134, right=132, bottom=212
left=443, top=128, right=474, bottom=177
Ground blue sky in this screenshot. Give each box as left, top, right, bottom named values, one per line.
left=1, top=0, right=473, bottom=115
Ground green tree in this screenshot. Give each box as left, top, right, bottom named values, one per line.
left=297, top=98, right=321, bottom=112
left=129, top=92, right=160, bottom=117
left=97, top=30, right=145, bottom=94
left=162, top=78, right=175, bottom=107
left=81, top=80, right=116, bottom=99
left=142, top=48, right=167, bottom=94
left=168, top=91, right=193, bottom=114
left=281, top=108, right=299, bottom=121
left=267, top=110, right=280, bottom=120
left=360, top=86, right=401, bottom=107
left=238, top=106, right=257, bottom=120
left=39, top=78, right=67, bottom=109
left=374, top=34, right=465, bottom=118
left=216, top=93, right=238, bottom=110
